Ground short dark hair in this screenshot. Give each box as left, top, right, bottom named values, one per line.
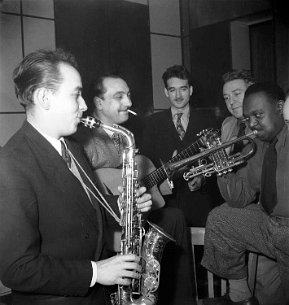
left=13, top=48, right=78, bottom=108
left=222, top=69, right=254, bottom=85
left=162, top=65, right=192, bottom=88
left=244, top=82, right=285, bottom=103
left=91, top=74, right=123, bottom=99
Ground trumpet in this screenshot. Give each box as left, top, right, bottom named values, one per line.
left=167, top=130, right=257, bottom=180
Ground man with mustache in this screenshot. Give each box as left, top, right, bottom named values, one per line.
left=140, top=65, right=216, bottom=227
left=202, top=82, right=288, bottom=305
left=74, top=74, right=196, bottom=305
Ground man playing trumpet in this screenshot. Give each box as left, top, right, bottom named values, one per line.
left=202, top=82, right=288, bottom=305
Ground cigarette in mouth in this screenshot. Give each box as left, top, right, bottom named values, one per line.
left=128, top=109, right=137, bottom=116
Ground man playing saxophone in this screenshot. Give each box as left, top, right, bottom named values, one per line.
left=0, top=48, right=152, bottom=305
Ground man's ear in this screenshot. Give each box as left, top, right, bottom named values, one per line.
left=189, top=85, right=193, bottom=96
left=164, top=88, right=169, bottom=98
left=33, top=88, right=51, bottom=110
left=277, top=100, right=284, bottom=115
left=93, top=96, right=103, bottom=110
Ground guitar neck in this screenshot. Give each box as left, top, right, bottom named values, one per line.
left=140, top=138, right=202, bottom=190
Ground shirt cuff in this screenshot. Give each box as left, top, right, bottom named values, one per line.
left=90, top=261, right=98, bottom=287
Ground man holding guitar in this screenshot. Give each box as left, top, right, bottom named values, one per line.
left=73, top=75, right=196, bottom=305
left=140, top=65, right=218, bottom=227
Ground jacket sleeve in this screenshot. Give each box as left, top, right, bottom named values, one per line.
left=217, top=168, right=258, bottom=207
left=216, top=141, right=263, bottom=207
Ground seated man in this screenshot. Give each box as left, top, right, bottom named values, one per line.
left=220, top=70, right=281, bottom=305
left=74, top=75, right=196, bottom=305
left=202, top=82, right=288, bottom=305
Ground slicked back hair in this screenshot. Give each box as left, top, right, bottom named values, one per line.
left=13, top=48, right=78, bottom=109
left=162, top=65, right=192, bottom=88
left=91, top=74, right=123, bottom=100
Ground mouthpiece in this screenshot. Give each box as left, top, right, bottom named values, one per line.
left=80, top=116, right=101, bottom=129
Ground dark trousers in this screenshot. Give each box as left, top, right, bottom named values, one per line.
left=201, top=203, right=289, bottom=303
left=148, top=206, right=196, bottom=305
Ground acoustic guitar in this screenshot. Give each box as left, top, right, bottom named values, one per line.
left=94, top=128, right=217, bottom=209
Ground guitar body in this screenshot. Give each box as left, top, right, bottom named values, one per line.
left=94, top=154, right=168, bottom=209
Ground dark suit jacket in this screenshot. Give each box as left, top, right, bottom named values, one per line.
left=0, top=121, right=111, bottom=305
left=140, top=106, right=217, bottom=226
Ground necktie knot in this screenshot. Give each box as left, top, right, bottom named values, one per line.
left=175, top=113, right=185, bottom=140
left=61, top=140, right=71, bottom=168
left=176, top=112, right=183, bottom=120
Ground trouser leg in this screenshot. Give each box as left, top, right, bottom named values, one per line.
left=254, top=255, right=283, bottom=305
left=201, top=203, right=275, bottom=279
left=148, top=206, right=195, bottom=305
left=269, top=216, right=289, bottom=303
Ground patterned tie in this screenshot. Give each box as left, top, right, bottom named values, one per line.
left=112, top=133, right=121, bottom=154
left=176, top=113, right=185, bottom=140
left=61, top=140, right=71, bottom=168
left=260, top=138, right=278, bottom=214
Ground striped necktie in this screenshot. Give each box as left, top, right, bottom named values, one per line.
left=176, top=113, right=185, bottom=140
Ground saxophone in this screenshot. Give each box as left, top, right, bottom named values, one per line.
left=81, top=116, right=175, bottom=305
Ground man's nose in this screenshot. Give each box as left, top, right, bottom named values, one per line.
left=175, top=90, right=181, bottom=98
left=123, top=95, right=132, bottom=107
left=228, top=96, right=234, bottom=105
left=248, top=117, right=257, bottom=128
left=79, top=96, right=88, bottom=111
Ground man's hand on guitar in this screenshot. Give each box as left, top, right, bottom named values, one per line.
left=117, top=186, right=152, bottom=213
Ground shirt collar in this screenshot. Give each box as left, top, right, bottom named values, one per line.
left=171, top=104, right=190, bottom=120
left=28, top=121, right=63, bottom=155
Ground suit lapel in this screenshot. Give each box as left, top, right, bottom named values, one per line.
left=164, top=109, right=181, bottom=142
left=22, top=122, right=102, bottom=230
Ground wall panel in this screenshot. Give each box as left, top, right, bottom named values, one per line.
left=0, top=0, right=55, bottom=145
left=149, top=0, right=180, bottom=36
left=23, top=17, right=55, bottom=55
left=150, top=35, right=182, bottom=109
left=0, top=113, right=25, bottom=146
left=0, top=14, right=23, bottom=112
left=1, top=0, right=20, bottom=13
left=22, top=0, right=54, bottom=18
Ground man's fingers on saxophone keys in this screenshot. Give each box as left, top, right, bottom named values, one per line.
left=117, top=255, right=142, bottom=285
